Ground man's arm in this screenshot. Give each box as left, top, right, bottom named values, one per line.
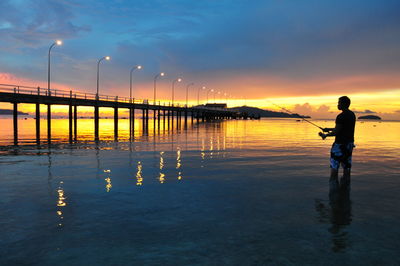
left=320, top=124, right=342, bottom=139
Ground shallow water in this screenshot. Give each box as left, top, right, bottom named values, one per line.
left=1, top=117, right=400, bottom=265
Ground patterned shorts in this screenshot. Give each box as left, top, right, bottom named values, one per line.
left=330, top=142, right=355, bottom=170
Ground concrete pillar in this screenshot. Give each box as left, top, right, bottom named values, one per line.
left=13, top=103, right=18, bottom=145
left=130, top=108, right=135, bottom=139
left=74, top=105, right=77, bottom=140
left=47, top=104, right=51, bottom=142
left=114, top=107, right=118, bottom=140
left=142, top=109, right=145, bottom=130
left=184, top=110, right=188, bottom=128
left=36, top=103, right=40, bottom=143
left=157, top=109, right=161, bottom=130
left=69, top=104, right=73, bottom=143
left=94, top=105, right=99, bottom=141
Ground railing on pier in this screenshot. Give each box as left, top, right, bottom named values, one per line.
left=0, top=83, right=234, bottom=113
left=0, top=83, right=199, bottom=108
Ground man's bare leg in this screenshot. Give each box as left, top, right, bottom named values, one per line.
left=340, top=168, right=351, bottom=189
left=330, top=168, right=339, bottom=191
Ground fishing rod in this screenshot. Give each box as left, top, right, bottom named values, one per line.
left=266, top=100, right=324, bottom=130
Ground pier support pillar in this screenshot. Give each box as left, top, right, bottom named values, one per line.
left=13, top=103, right=18, bottom=145
left=47, top=104, right=51, bottom=142
left=163, top=109, right=166, bottom=129
left=94, top=105, right=99, bottom=141
left=146, top=109, right=149, bottom=127
left=157, top=109, right=161, bottom=130
left=74, top=105, right=77, bottom=140
left=184, top=110, right=188, bottom=128
left=69, top=105, right=73, bottom=143
left=171, top=110, right=174, bottom=127
left=142, top=109, right=145, bottom=129
left=167, top=110, right=170, bottom=130
left=114, top=107, right=118, bottom=140
left=130, top=108, right=135, bottom=139
left=36, top=103, right=40, bottom=143
left=153, top=110, right=156, bottom=129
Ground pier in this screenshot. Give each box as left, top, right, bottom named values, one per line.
left=0, top=84, right=237, bottom=145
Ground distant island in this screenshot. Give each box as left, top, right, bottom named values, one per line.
left=229, top=106, right=310, bottom=118
left=0, top=109, right=29, bottom=115
left=358, top=115, right=381, bottom=120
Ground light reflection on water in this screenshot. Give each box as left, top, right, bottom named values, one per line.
left=0, top=118, right=400, bottom=264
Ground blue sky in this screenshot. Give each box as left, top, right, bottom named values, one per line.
left=0, top=0, right=400, bottom=116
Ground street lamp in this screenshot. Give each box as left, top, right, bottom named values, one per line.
left=96, top=56, right=111, bottom=99
left=185, top=83, right=194, bottom=107
left=197, top=86, right=206, bottom=105
left=130, top=65, right=142, bottom=103
left=171, top=78, right=182, bottom=106
left=207, top=89, right=214, bottom=103
left=48, top=40, right=62, bottom=93
left=153, top=72, right=165, bottom=105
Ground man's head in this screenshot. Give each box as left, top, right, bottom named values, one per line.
left=338, top=96, right=351, bottom=110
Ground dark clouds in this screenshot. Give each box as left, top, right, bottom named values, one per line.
left=1, top=0, right=400, bottom=97
left=0, top=0, right=90, bottom=48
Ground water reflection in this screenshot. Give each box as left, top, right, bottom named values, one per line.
left=56, top=181, right=67, bottom=228
left=104, top=169, right=112, bottom=192
left=136, top=161, right=143, bottom=186
left=2, top=118, right=400, bottom=264
left=315, top=188, right=352, bottom=252
left=159, top=151, right=165, bottom=184
left=176, top=147, right=182, bottom=180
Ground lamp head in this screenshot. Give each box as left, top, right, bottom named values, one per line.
left=56, top=40, right=63, bottom=46
left=177, top=78, right=182, bottom=82
left=160, top=72, right=165, bottom=76
left=137, top=65, right=142, bottom=69
left=202, top=86, right=206, bottom=90
left=105, top=56, right=111, bottom=60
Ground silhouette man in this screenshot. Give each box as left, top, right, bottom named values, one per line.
left=319, top=96, right=356, bottom=191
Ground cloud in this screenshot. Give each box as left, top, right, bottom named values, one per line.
left=1, top=0, right=400, bottom=115
left=292, top=103, right=334, bottom=118
left=0, top=0, right=90, bottom=49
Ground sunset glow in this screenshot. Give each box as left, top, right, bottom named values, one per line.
left=0, top=1, right=399, bottom=120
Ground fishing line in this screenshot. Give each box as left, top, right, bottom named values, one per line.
left=266, top=100, right=324, bottom=130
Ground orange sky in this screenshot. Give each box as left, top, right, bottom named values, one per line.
left=1, top=72, right=399, bottom=120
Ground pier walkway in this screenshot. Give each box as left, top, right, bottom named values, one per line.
left=0, top=84, right=237, bottom=145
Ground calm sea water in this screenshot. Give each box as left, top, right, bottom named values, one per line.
left=1, top=117, right=399, bottom=265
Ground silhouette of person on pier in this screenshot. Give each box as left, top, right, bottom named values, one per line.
left=319, top=96, right=356, bottom=191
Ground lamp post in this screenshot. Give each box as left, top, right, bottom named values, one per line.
left=197, top=86, right=206, bottom=105
left=207, top=89, right=214, bottom=103
left=48, top=40, right=62, bottom=93
left=153, top=72, right=165, bottom=105
left=185, top=83, right=194, bottom=107
left=171, top=78, right=182, bottom=106
left=129, top=65, right=142, bottom=103
left=96, top=56, right=111, bottom=99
